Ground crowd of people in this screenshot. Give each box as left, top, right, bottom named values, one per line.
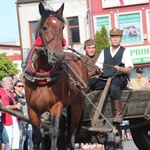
left=0, top=74, right=33, bottom=150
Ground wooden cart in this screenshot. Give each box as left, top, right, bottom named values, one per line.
left=76, top=86, right=150, bottom=150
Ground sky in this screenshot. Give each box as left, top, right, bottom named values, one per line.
left=0, top=0, right=19, bottom=42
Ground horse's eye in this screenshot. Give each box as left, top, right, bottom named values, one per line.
left=43, top=27, right=48, bottom=30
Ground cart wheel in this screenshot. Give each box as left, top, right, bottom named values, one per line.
left=130, top=119, right=150, bottom=150
left=104, top=119, right=123, bottom=150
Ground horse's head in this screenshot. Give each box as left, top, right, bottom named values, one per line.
left=38, top=3, right=65, bottom=65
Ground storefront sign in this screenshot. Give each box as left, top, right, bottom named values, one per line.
left=118, top=12, right=143, bottom=45
left=102, top=0, right=149, bottom=8
left=127, top=46, right=150, bottom=64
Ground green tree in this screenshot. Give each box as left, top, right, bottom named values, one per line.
left=94, top=26, right=110, bottom=54
left=0, top=53, right=19, bottom=80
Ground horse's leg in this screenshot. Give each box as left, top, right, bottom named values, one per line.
left=49, top=102, right=63, bottom=150
left=28, top=108, right=42, bottom=150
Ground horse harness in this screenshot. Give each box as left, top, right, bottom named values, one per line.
left=23, top=45, right=87, bottom=91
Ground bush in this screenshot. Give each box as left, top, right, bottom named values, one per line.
left=94, top=26, right=110, bottom=54
left=0, top=53, right=19, bottom=80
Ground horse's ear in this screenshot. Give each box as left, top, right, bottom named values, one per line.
left=39, top=3, right=45, bottom=16
left=56, top=3, right=64, bottom=15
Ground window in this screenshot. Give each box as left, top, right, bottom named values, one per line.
left=93, top=14, right=111, bottom=35
left=29, top=21, right=38, bottom=46
left=115, top=11, right=143, bottom=45
left=67, top=16, right=80, bottom=45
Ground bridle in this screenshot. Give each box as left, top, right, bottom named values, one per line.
left=44, top=35, right=62, bottom=45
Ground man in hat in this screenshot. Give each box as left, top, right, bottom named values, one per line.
left=81, top=38, right=99, bottom=78
left=88, top=28, right=134, bottom=123
left=130, top=68, right=147, bottom=89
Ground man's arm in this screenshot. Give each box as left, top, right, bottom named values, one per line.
left=114, top=66, right=132, bottom=74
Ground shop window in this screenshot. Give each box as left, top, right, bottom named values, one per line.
left=93, top=14, right=111, bottom=35
left=115, top=11, right=143, bottom=45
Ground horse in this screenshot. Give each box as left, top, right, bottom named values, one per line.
left=24, top=2, right=88, bottom=150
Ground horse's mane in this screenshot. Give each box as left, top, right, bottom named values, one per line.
left=35, top=9, right=65, bottom=38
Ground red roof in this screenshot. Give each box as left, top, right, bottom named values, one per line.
left=7, top=54, right=22, bottom=61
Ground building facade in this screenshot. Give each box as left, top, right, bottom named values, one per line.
left=87, top=0, right=150, bottom=78
left=0, top=43, right=22, bottom=72
left=16, top=0, right=89, bottom=62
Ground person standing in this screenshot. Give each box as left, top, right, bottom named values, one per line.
left=89, top=28, right=134, bottom=123
left=14, top=80, right=28, bottom=150
left=0, top=77, right=21, bottom=150
left=130, top=68, right=147, bottom=90
left=0, top=99, right=9, bottom=150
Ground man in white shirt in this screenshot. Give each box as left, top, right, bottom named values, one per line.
left=89, top=28, right=134, bottom=123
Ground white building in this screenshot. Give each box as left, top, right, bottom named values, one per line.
left=16, top=0, right=89, bottom=61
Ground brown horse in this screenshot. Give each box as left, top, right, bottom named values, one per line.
left=24, top=3, right=88, bottom=150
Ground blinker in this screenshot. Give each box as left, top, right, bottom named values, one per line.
left=62, top=38, right=66, bottom=47
left=34, top=36, right=43, bottom=46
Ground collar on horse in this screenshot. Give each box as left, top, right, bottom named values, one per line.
left=24, top=45, right=64, bottom=85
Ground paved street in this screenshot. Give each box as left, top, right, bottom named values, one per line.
left=123, top=139, right=138, bottom=150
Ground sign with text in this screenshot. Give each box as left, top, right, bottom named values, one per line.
left=118, top=12, right=143, bottom=45
left=93, top=15, right=110, bottom=35
left=127, top=45, right=150, bottom=64
left=102, top=0, right=149, bottom=8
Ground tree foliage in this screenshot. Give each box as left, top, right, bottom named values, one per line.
left=94, top=26, right=110, bottom=54
left=0, top=53, right=19, bottom=80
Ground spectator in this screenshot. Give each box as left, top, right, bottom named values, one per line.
left=14, top=80, right=27, bottom=150
left=0, top=99, right=9, bottom=150
left=121, top=120, right=131, bottom=141
left=0, top=77, right=21, bottom=150
left=89, top=28, right=134, bottom=123
left=130, top=68, right=147, bottom=90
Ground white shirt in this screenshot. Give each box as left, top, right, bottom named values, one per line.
left=95, top=46, right=134, bottom=69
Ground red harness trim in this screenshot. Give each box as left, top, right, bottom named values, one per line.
left=27, top=45, right=55, bottom=75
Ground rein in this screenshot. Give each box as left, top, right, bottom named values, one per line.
left=64, top=47, right=114, bottom=68
left=63, top=62, right=87, bottom=89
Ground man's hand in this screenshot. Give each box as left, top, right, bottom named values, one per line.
left=114, top=65, right=121, bottom=72
left=98, top=68, right=104, bottom=73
